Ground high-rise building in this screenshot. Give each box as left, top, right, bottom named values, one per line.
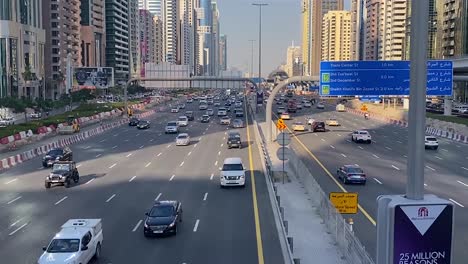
left=179, top=0, right=194, bottom=67
left=139, top=0, right=162, bottom=16
left=129, top=0, right=141, bottom=78
left=285, top=44, right=302, bottom=77
left=364, top=0, right=379, bottom=60
left=195, top=0, right=219, bottom=76
left=162, top=0, right=180, bottom=64
left=105, top=0, right=130, bottom=83
left=210, top=1, right=220, bottom=76
left=153, top=16, right=164, bottom=64
left=80, top=0, right=106, bottom=67
left=350, top=0, right=365, bottom=60
left=441, top=0, right=468, bottom=58
left=0, top=0, right=45, bottom=99
left=322, top=11, right=352, bottom=61
left=139, top=9, right=157, bottom=75
left=43, top=0, right=81, bottom=99
left=219, top=34, right=227, bottom=71
left=302, top=0, right=343, bottom=76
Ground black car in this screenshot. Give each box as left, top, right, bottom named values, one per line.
left=201, top=115, right=210, bottom=123
left=227, top=132, right=242, bottom=149
left=224, top=101, right=231, bottom=107
left=185, top=111, right=194, bottom=121
left=42, top=147, right=73, bottom=167
left=337, top=165, right=367, bottom=185
left=234, top=109, right=244, bottom=117
left=45, top=161, right=80, bottom=188
left=129, top=118, right=140, bottom=126
left=137, top=120, right=150, bottom=129
left=144, top=201, right=182, bottom=237
left=312, top=121, right=326, bottom=132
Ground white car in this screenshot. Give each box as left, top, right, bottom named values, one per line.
left=171, top=107, right=180, bottom=113
left=220, top=116, right=231, bottom=125
left=317, top=103, right=325, bottom=109
left=280, top=113, right=291, bottom=120
left=0, top=116, right=15, bottom=127
left=179, top=104, right=186, bottom=109
left=336, top=104, right=346, bottom=112
left=235, top=101, right=242, bottom=108
left=217, top=108, right=227, bottom=116
left=187, top=98, right=193, bottom=103
left=30, top=112, right=42, bottom=119
left=303, top=101, right=312, bottom=108
left=165, top=121, right=179, bottom=134
left=306, top=117, right=315, bottom=125
left=277, top=107, right=286, bottom=115
left=176, top=133, right=191, bottom=146
left=38, top=219, right=103, bottom=264
left=351, top=130, right=372, bottom=143
left=326, top=118, right=340, bottom=126
left=214, top=101, right=221, bottom=107
left=425, top=136, right=439, bottom=150
left=292, top=122, right=305, bottom=131
left=199, top=104, right=208, bottom=110
left=206, top=109, right=214, bottom=116
left=220, top=157, right=246, bottom=187
left=177, top=116, right=188, bottom=127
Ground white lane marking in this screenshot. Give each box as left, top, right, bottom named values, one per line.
left=320, top=138, right=325, bottom=142
left=194, top=143, right=198, bottom=148
left=372, top=140, right=377, bottom=143
left=124, top=139, right=129, bottom=142
left=210, top=173, right=214, bottom=180
left=330, top=145, right=335, bottom=149
left=218, top=151, right=221, bottom=156
left=223, top=137, right=226, bottom=140
left=76, top=164, right=82, bottom=168
left=385, top=147, right=392, bottom=150
left=109, top=163, right=117, bottom=169
left=425, top=165, right=436, bottom=171
left=139, top=145, right=144, bottom=149
left=95, top=154, right=102, bottom=158
left=159, top=133, right=162, bottom=136
left=314, top=134, right=318, bottom=137
left=346, top=139, right=351, bottom=143
left=112, top=145, right=117, bottom=149
left=126, top=153, right=133, bottom=158
left=106, top=194, right=116, bottom=203
left=132, top=220, right=143, bottom=232
left=167, top=144, right=171, bottom=148
left=340, top=153, right=347, bottom=158
left=441, top=148, right=448, bottom=152
left=403, top=155, right=408, bottom=158
left=5, top=178, right=18, bottom=185
left=10, top=217, right=24, bottom=227
left=225, top=132, right=227, bottom=135
left=145, top=162, right=151, bottom=168
left=337, top=134, right=342, bottom=137
left=391, top=165, right=400, bottom=170
left=203, top=192, right=208, bottom=201
left=193, top=219, right=200, bottom=232
left=188, top=151, right=192, bottom=156
left=8, top=223, right=28, bottom=236
left=136, top=133, right=140, bottom=136
left=84, top=146, right=91, bottom=149
left=113, top=134, right=119, bottom=137
left=373, top=178, right=383, bottom=184
left=205, top=127, right=208, bottom=131
left=393, top=131, right=398, bottom=134
left=7, top=196, right=22, bottom=204
left=150, top=139, right=154, bottom=142
left=55, top=196, right=68, bottom=205
left=100, top=139, right=106, bottom=143
left=358, top=146, right=363, bottom=150
left=215, top=161, right=218, bottom=166
left=180, top=161, right=184, bottom=167
left=155, top=193, right=162, bottom=201
left=435, top=156, right=443, bottom=160
left=449, top=198, right=464, bottom=208
left=424, top=183, right=428, bottom=187
left=221, top=143, right=224, bottom=147
left=157, top=152, right=162, bottom=157
left=397, top=141, right=403, bottom=144
left=129, top=176, right=137, bottom=182
left=199, top=137, right=203, bottom=141
left=203, top=132, right=206, bottom=135
left=169, top=175, right=175, bottom=181
left=372, top=154, right=380, bottom=159
left=456, top=145, right=461, bottom=148
left=457, top=180, right=468, bottom=187
left=85, top=178, right=95, bottom=185
left=461, top=167, right=468, bottom=171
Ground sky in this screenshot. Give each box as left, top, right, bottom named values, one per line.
left=217, top=0, right=351, bottom=77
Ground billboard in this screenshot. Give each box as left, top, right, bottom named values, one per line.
left=319, top=60, right=453, bottom=96
left=73, top=67, right=114, bottom=90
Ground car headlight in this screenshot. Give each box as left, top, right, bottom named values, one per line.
left=169, top=221, right=175, bottom=227
left=144, top=223, right=149, bottom=228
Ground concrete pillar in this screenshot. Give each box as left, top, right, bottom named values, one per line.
left=444, top=96, right=452, bottom=116
left=403, top=98, right=410, bottom=110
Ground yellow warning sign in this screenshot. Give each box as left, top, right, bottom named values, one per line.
left=329, top=192, right=358, bottom=214
left=276, top=119, right=287, bottom=130
left=361, top=104, right=368, bottom=112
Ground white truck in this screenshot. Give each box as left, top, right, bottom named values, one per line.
left=336, top=104, right=345, bottom=112
left=38, top=219, right=103, bottom=264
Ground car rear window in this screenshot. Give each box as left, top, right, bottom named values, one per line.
left=347, top=167, right=364, bottom=173
left=167, top=122, right=177, bottom=126
left=426, top=137, right=437, bottom=141
left=177, top=135, right=188, bottom=139
left=359, top=132, right=369, bottom=135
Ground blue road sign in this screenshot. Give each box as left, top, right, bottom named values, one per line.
left=319, top=60, right=453, bottom=96
left=360, top=96, right=381, bottom=102
left=309, top=85, right=319, bottom=91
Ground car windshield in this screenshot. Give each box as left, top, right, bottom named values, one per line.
left=179, top=117, right=187, bottom=121
left=222, top=163, right=243, bottom=171
left=177, top=135, right=188, bottom=139
left=52, top=164, right=70, bottom=171
left=139, top=121, right=148, bottom=124
left=46, top=239, right=80, bottom=253
left=426, top=137, right=437, bottom=141
left=167, top=122, right=177, bottom=126
left=202, top=115, right=209, bottom=118
left=346, top=167, right=364, bottom=174
left=47, top=149, right=63, bottom=156
left=359, top=132, right=369, bottom=135
left=131, top=118, right=138, bottom=122
left=149, top=205, right=174, bottom=217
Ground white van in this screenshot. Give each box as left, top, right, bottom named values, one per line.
left=220, top=157, right=246, bottom=187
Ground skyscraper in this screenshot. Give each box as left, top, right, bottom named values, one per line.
left=195, top=0, right=219, bottom=76
left=285, top=44, right=302, bottom=77
left=105, top=0, right=130, bottom=83
left=153, top=16, right=164, bottom=64
left=1, top=0, right=45, bottom=98
left=43, top=0, right=81, bottom=98
left=179, top=0, right=194, bottom=67
left=301, top=0, right=312, bottom=75
left=162, top=0, right=180, bottom=64
left=441, top=0, right=468, bottom=58
left=80, top=0, right=106, bottom=67
left=139, top=0, right=162, bottom=16
left=139, top=9, right=157, bottom=74
left=322, top=11, right=352, bottom=61
left=219, top=34, right=227, bottom=71
left=210, top=1, right=220, bottom=76
left=350, top=0, right=365, bottom=60
left=129, top=0, right=141, bottom=78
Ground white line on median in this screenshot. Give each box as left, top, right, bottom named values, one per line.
left=84, top=146, right=91, bottom=149
left=155, top=193, right=162, bottom=201
left=95, top=154, right=102, bottom=158
left=169, top=175, right=175, bottom=181
left=425, top=165, right=436, bottom=171
left=457, top=180, right=468, bottom=187
left=126, top=153, right=133, bottom=157
left=157, top=152, right=162, bottom=157
left=129, top=176, right=136, bottom=182
left=180, top=161, right=184, bottom=167
left=449, top=198, right=464, bottom=208
left=345, top=139, right=351, bottom=143
left=210, top=173, right=214, bottom=180
left=132, top=220, right=142, bottom=232
left=397, top=141, right=403, bottom=144
left=109, top=163, right=117, bottom=169
left=8, top=223, right=27, bottom=236
left=391, top=165, right=400, bottom=170
left=340, top=153, right=347, bottom=158
left=314, top=134, right=318, bottom=137
left=114, top=134, right=119, bottom=137
left=424, top=183, right=428, bottom=187
left=203, top=192, right=208, bottom=201
left=150, top=139, right=154, bottom=142
left=193, top=219, right=200, bottom=232
left=5, top=178, right=17, bottom=185
left=372, top=154, right=380, bottom=159
left=106, top=194, right=116, bottom=203
left=194, top=143, right=198, bottom=148
left=112, top=145, right=117, bottom=149
left=373, top=178, right=383, bottom=184
left=136, top=133, right=140, bottom=137
left=100, top=139, right=106, bottom=143
left=85, top=178, right=95, bottom=185
left=7, top=196, right=22, bottom=204
left=203, top=132, right=206, bottom=135
left=221, top=143, right=224, bottom=147
left=435, top=156, right=443, bottom=160
left=55, top=196, right=68, bottom=205
left=145, top=162, right=151, bottom=168
left=403, top=155, right=408, bottom=158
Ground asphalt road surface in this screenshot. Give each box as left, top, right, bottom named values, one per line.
left=272, top=98, right=468, bottom=262
left=0, top=99, right=283, bottom=264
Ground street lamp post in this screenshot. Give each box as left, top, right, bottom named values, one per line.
left=248, top=40, right=255, bottom=78
left=252, top=2, right=268, bottom=114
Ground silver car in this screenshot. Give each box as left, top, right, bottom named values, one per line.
left=232, top=119, right=244, bottom=128
left=176, top=133, right=191, bottom=146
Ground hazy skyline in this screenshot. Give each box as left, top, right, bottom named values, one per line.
left=217, top=0, right=351, bottom=76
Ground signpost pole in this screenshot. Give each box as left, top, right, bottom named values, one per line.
left=282, top=132, right=285, bottom=184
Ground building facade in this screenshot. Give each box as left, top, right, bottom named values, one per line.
left=322, top=11, right=352, bottom=61
left=219, top=34, right=227, bottom=71
left=350, top=0, right=365, bottom=60
left=0, top=0, right=46, bottom=99
left=285, top=44, right=302, bottom=77
left=210, top=1, right=220, bottom=76
left=105, top=0, right=130, bottom=83
left=129, top=0, right=141, bottom=78
left=178, top=0, right=194, bottom=67
left=139, top=0, right=162, bottom=16
left=301, top=0, right=312, bottom=75
left=162, top=0, right=179, bottom=64
left=80, top=0, right=106, bottom=67
left=153, top=16, right=164, bottom=65
left=43, top=0, right=81, bottom=98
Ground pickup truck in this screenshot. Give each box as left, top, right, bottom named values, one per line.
left=38, top=219, right=103, bottom=264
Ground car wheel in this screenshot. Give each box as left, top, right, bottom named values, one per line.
left=45, top=182, right=51, bottom=189
left=433, top=146, right=438, bottom=150
left=174, top=224, right=178, bottom=235
left=368, top=140, right=371, bottom=144
left=220, top=185, right=225, bottom=189
left=64, top=180, right=70, bottom=188
left=74, top=175, right=79, bottom=183
left=94, top=243, right=101, bottom=259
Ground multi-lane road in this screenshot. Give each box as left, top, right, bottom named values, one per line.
left=274, top=98, right=468, bottom=261
left=0, top=99, right=283, bottom=263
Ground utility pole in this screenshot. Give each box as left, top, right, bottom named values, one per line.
left=248, top=40, right=255, bottom=78
left=252, top=3, right=268, bottom=87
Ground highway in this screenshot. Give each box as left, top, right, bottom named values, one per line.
left=0, top=98, right=283, bottom=263
left=273, top=98, right=468, bottom=261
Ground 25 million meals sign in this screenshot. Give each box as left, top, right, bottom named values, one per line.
left=393, top=204, right=453, bottom=264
